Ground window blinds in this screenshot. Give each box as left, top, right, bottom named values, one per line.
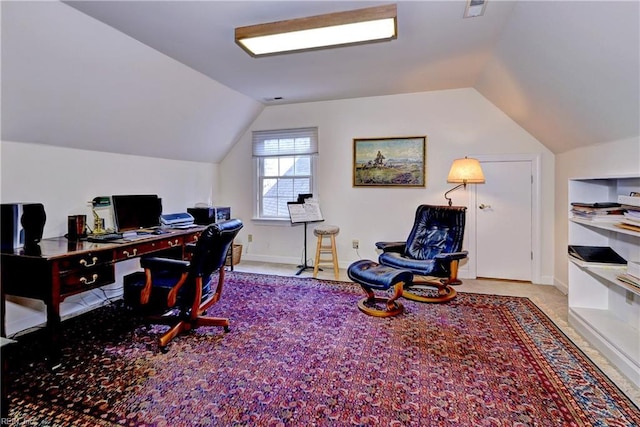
left=252, top=127, right=318, bottom=157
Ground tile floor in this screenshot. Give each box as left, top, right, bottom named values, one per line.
left=233, top=260, right=640, bottom=406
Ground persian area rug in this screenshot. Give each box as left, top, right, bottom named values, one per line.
left=7, top=272, right=640, bottom=426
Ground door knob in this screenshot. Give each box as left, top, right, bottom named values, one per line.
left=479, top=204, right=491, bottom=210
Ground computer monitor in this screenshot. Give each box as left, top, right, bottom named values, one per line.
left=111, top=195, right=162, bottom=232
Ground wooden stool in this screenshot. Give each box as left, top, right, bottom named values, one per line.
left=313, top=225, right=340, bottom=280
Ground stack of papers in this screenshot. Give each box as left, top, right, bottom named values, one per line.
left=571, top=202, right=625, bottom=222
left=570, top=202, right=625, bottom=222
left=616, top=193, right=640, bottom=232
left=617, top=210, right=640, bottom=232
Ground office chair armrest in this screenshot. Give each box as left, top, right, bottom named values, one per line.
left=140, top=256, right=190, bottom=273
left=375, top=241, right=406, bottom=253
left=434, top=251, right=468, bottom=262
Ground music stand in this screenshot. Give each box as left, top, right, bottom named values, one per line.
left=287, top=198, right=324, bottom=275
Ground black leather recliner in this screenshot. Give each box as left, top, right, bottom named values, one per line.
left=376, top=205, right=467, bottom=303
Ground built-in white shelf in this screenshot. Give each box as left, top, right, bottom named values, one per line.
left=569, top=217, right=640, bottom=238
left=571, top=307, right=639, bottom=361
left=568, top=175, right=640, bottom=388
left=568, top=258, right=640, bottom=297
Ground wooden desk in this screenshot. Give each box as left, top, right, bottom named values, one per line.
left=0, top=227, right=203, bottom=367
left=1, top=336, right=17, bottom=419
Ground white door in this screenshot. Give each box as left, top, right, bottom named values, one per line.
left=475, top=160, right=532, bottom=281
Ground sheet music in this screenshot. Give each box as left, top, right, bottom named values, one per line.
left=288, top=199, right=324, bottom=223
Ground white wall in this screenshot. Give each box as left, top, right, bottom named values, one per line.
left=0, top=141, right=219, bottom=237
left=221, top=88, right=555, bottom=281
left=2, top=1, right=262, bottom=163
left=0, top=140, right=220, bottom=335
left=554, top=137, right=640, bottom=293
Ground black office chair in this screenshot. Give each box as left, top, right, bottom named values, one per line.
left=123, top=219, right=243, bottom=351
left=376, top=205, right=467, bottom=303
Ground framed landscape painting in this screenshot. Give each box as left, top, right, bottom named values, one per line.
left=353, top=136, right=426, bottom=187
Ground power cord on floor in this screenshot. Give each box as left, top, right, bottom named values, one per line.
left=91, top=284, right=122, bottom=306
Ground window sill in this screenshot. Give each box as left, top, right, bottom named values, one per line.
left=251, top=218, right=292, bottom=226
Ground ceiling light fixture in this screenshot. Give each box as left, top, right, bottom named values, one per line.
left=235, top=4, right=397, bottom=57
left=464, top=0, right=488, bottom=18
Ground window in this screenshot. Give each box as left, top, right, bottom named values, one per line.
left=253, top=127, right=318, bottom=220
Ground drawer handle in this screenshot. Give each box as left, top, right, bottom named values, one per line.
left=79, top=257, right=98, bottom=267
left=122, top=249, right=138, bottom=258
left=80, top=274, right=98, bottom=285
left=168, top=239, right=179, bottom=247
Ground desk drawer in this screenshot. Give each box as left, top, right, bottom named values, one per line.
left=60, top=264, right=115, bottom=294
left=113, top=237, right=184, bottom=261
left=184, top=232, right=200, bottom=245
left=57, top=251, right=112, bottom=273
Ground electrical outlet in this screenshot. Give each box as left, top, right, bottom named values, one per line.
left=248, top=234, right=253, bottom=243
left=352, top=239, right=359, bottom=249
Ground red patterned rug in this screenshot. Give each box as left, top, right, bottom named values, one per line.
left=6, top=272, right=640, bottom=426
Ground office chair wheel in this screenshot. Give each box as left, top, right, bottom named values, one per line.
left=159, top=345, right=170, bottom=354
left=224, top=326, right=230, bottom=333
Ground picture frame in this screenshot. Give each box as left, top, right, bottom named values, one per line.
left=353, top=136, right=426, bottom=187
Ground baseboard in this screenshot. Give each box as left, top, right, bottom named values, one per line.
left=242, top=253, right=302, bottom=266
left=5, top=286, right=125, bottom=337
left=4, top=262, right=132, bottom=339
left=538, top=275, right=555, bottom=286
left=243, top=253, right=366, bottom=270
left=554, top=278, right=569, bottom=295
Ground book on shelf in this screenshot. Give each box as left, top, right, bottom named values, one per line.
left=570, top=211, right=625, bottom=221
left=618, top=194, right=640, bottom=207
left=615, top=222, right=640, bottom=233
left=623, top=211, right=640, bottom=221
left=568, top=245, right=627, bottom=266
left=571, top=202, right=622, bottom=209
left=617, top=273, right=640, bottom=289
left=570, top=207, right=625, bottom=214
left=613, top=210, right=640, bottom=233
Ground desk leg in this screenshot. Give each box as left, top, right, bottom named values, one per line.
left=1, top=337, right=17, bottom=420
left=1, top=280, right=6, bottom=338
left=46, top=278, right=62, bottom=370
left=1, top=348, right=7, bottom=420
left=45, top=302, right=62, bottom=370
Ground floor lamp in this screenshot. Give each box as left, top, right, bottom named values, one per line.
left=444, top=157, right=485, bottom=206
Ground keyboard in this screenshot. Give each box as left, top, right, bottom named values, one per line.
left=87, top=233, right=123, bottom=242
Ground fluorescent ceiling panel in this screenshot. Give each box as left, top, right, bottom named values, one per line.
left=235, top=4, right=397, bottom=57
left=464, top=0, right=488, bottom=18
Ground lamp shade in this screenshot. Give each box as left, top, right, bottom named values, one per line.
left=447, top=157, right=485, bottom=184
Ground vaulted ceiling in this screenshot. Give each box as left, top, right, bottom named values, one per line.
left=2, top=1, right=638, bottom=162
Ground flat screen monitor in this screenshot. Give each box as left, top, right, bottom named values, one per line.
left=111, top=195, right=162, bottom=232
